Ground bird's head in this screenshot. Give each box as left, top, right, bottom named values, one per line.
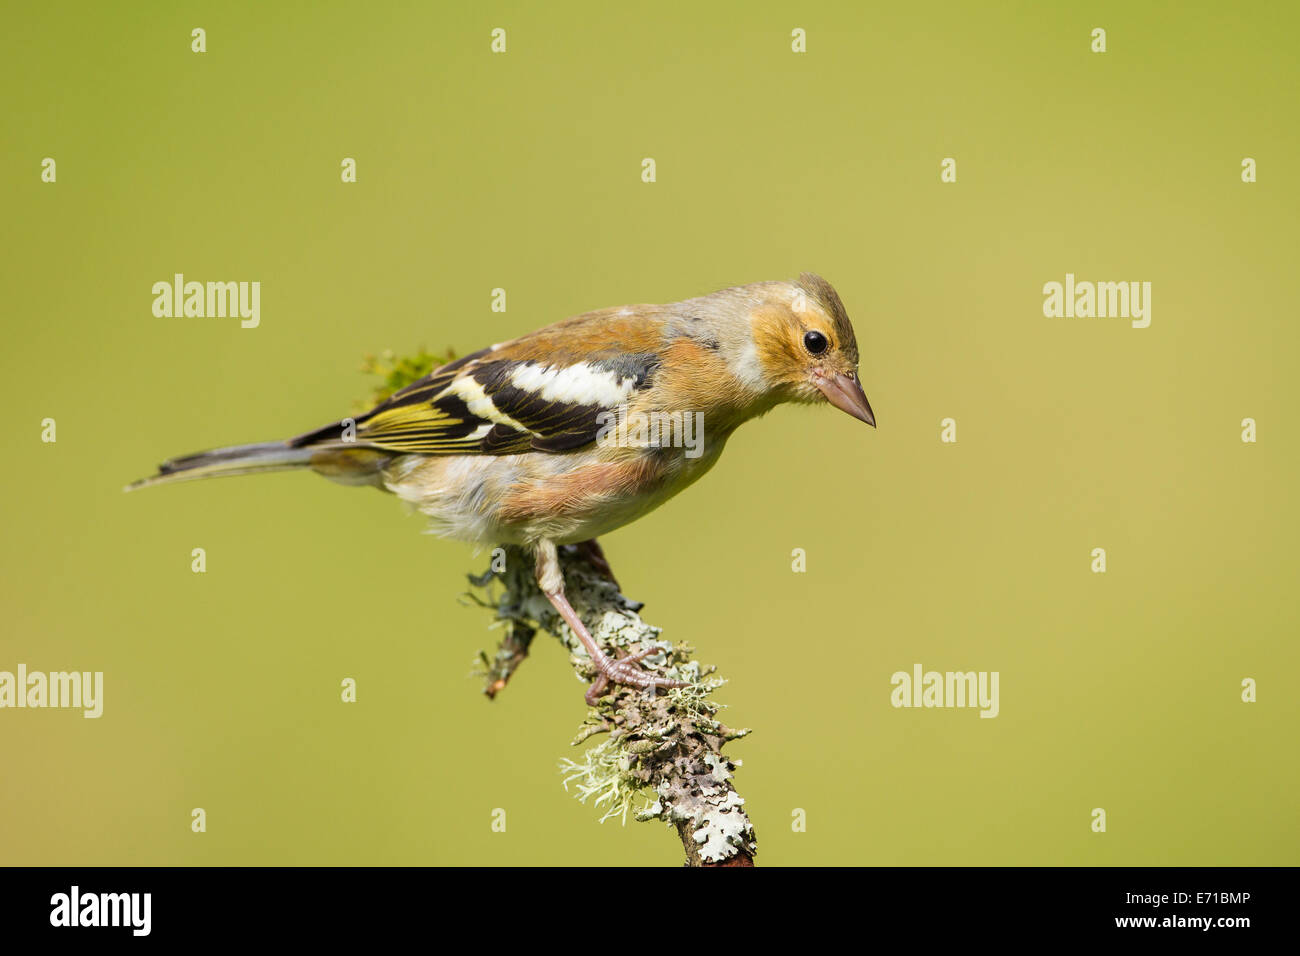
left=750, top=273, right=876, bottom=427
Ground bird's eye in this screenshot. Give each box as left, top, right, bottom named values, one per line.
left=803, top=331, right=829, bottom=355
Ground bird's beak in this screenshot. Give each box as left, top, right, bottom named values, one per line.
left=814, top=370, right=876, bottom=427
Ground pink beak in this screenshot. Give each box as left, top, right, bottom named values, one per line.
left=814, top=370, right=876, bottom=427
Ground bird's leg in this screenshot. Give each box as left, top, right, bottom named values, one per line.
left=547, top=588, right=687, bottom=705
left=573, top=537, right=619, bottom=590
left=534, top=540, right=687, bottom=705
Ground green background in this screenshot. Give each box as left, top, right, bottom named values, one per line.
left=2, top=0, right=1296, bottom=865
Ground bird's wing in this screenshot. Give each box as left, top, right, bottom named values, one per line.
left=293, top=316, right=664, bottom=456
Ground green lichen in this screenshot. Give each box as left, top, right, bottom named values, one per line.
left=559, top=737, right=650, bottom=825
left=354, top=347, right=455, bottom=411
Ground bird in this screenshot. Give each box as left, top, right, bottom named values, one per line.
left=128, top=273, right=876, bottom=703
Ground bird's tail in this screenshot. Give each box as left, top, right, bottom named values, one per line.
left=124, top=441, right=317, bottom=492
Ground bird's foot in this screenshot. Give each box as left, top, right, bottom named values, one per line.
left=584, top=644, right=689, bottom=705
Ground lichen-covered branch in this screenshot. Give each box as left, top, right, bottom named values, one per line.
left=470, top=544, right=756, bottom=866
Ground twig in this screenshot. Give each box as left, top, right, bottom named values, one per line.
left=471, top=544, right=756, bottom=866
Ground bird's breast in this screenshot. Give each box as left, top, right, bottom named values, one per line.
left=495, top=438, right=728, bottom=545
left=382, top=434, right=729, bottom=548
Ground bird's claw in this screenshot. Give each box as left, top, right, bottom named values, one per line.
left=584, top=644, right=688, bottom=705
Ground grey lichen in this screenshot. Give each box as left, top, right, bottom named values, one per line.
left=470, top=544, right=757, bottom=866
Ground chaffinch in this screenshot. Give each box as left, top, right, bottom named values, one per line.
left=130, top=273, right=875, bottom=702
